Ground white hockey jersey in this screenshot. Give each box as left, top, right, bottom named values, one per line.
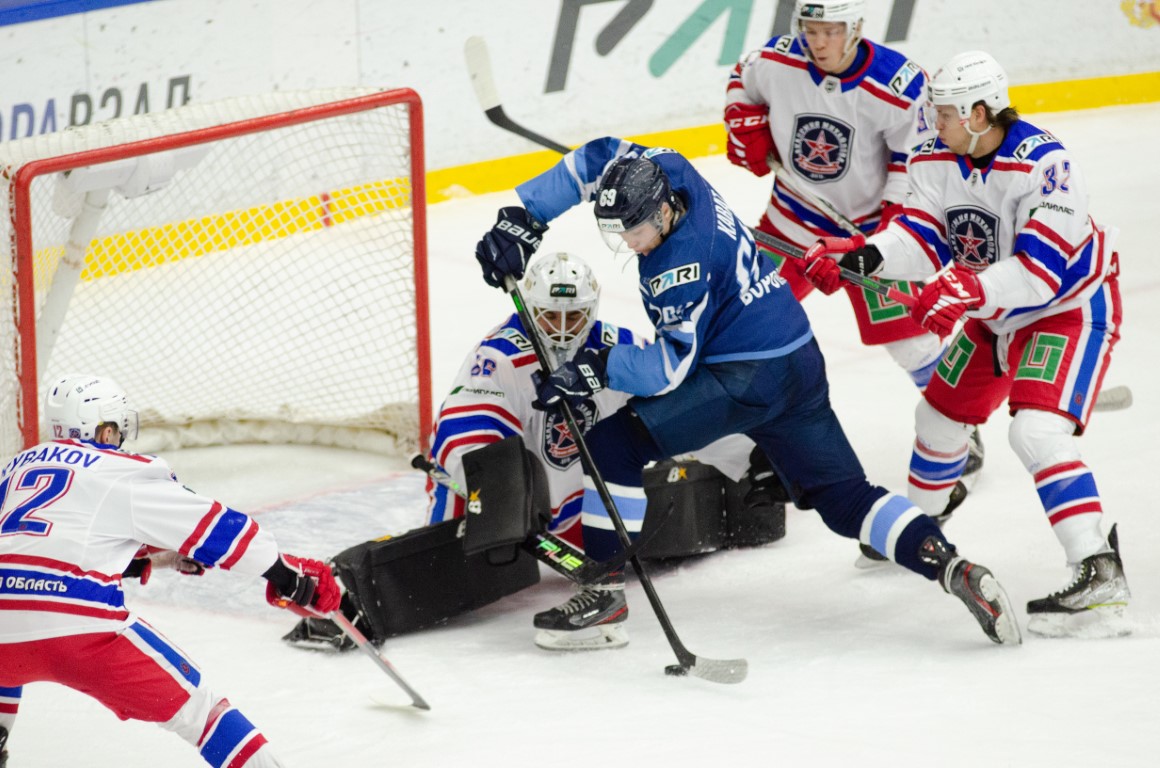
left=872, top=118, right=1117, bottom=336
left=0, top=439, right=278, bottom=643
left=425, top=315, right=638, bottom=537
left=727, top=35, right=932, bottom=240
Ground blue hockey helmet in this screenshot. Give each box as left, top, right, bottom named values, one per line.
left=594, top=156, right=676, bottom=254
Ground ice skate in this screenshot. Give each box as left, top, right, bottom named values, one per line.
left=282, top=616, right=356, bottom=652
left=1027, top=525, right=1130, bottom=638
left=922, top=536, right=1022, bottom=645
left=1, top=724, right=8, bottom=768
left=855, top=481, right=969, bottom=569
left=533, top=578, right=628, bottom=651
left=962, top=426, right=984, bottom=481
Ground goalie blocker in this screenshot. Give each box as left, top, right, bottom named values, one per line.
left=334, top=439, right=785, bottom=642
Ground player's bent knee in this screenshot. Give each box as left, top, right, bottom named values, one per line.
left=914, top=398, right=974, bottom=452
left=1008, top=408, right=1081, bottom=473
left=883, top=333, right=944, bottom=373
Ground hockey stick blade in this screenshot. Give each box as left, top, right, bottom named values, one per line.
left=464, top=35, right=571, bottom=155
left=1093, top=385, right=1132, bottom=412
left=332, top=612, right=431, bottom=710
left=666, top=657, right=748, bottom=684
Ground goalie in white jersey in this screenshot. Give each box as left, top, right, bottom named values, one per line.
left=803, top=51, right=1129, bottom=637
left=0, top=375, right=341, bottom=767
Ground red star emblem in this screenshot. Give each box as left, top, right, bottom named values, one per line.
left=803, top=131, right=837, bottom=163
left=956, top=224, right=986, bottom=262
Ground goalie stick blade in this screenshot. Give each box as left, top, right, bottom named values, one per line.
left=1093, top=385, right=1132, bottom=412
left=667, top=657, right=748, bottom=684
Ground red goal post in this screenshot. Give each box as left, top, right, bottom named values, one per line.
left=1, top=87, right=431, bottom=457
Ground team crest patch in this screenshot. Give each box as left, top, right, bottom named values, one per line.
left=792, top=114, right=853, bottom=182
left=945, top=206, right=1000, bottom=271
left=649, top=263, right=700, bottom=296
left=542, top=400, right=596, bottom=469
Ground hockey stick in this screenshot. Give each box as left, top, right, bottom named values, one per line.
left=505, top=276, right=746, bottom=684
left=331, top=611, right=431, bottom=710
left=465, top=36, right=571, bottom=154
left=769, top=157, right=863, bottom=235
left=464, top=35, right=911, bottom=312
left=411, top=454, right=676, bottom=584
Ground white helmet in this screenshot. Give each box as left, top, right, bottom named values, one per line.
left=929, top=50, right=1010, bottom=119
left=521, top=252, right=600, bottom=362
left=44, top=374, right=138, bottom=445
left=794, top=0, right=865, bottom=59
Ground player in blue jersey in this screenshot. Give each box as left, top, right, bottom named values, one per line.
left=475, top=136, right=1022, bottom=646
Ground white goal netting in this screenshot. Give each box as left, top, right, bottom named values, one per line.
left=1, top=87, right=430, bottom=457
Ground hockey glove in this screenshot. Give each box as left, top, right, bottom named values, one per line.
left=264, top=554, right=341, bottom=618
left=910, top=266, right=986, bottom=338
left=802, top=235, right=883, bottom=295
left=122, top=547, right=205, bottom=585
left=725, top=102, right=775, bottom=177
left=874, top=201, right=905, bottom=233
left=475, top=206, right=548, bottom=288
left=533, top=348, right=608, bottom=409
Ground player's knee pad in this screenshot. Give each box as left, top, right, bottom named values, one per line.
left=914, top=397, right=974, bottom=453
left=883, top=333, right=945, bottom=375
left=1008, top=409, right=1080, bottom=473
left=581, top=406, right=664, bottom=486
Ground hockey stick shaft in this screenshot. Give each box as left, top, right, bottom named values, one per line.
left=506, top=277, right=745, bottom=683
left=769, top=157, right=862, bottom=235
left=411, top=453, right=674, bottom=583
left=331, top=611, right=431, bottom=710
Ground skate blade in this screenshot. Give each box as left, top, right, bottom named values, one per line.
left=978, top=574, right=1022, bottom=645
left=1028, top=604, right=1131, bottom=639
left=534, top=624, right=629, bottom=651
left=854, top=553, right=894, bottom=570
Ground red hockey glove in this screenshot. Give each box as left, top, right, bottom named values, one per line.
left=264, top=554, right=341, bottom=618
left=875, top=201, right=904, bottom=233
left=910, top=267, right=986, bottom=338
left=725, top=102, right=775, bottom=177
left=802, top=235, right=883, bottom=295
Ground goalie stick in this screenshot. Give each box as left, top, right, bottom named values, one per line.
left=505, top=275, right=746, bottom=684
left=331, top=611, right=431, bottom=710
left=409, top=453, right=675, bottom=584
left=464, top=37, right=1134, bottom=416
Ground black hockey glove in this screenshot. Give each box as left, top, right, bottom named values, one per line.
left=533, top=348, right=608, bottom=409
left=475, top=206, right=548, bottom=288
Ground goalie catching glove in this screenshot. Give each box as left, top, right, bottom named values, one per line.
left=476, top=206, right=548, bottom=288
left=264, top=553, right=341, bottom=618
left=534, top=348, right=609, bottom=408
left=802, top=235, right=884, bottom=295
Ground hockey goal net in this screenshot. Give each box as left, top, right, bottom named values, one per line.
left=1, top=87, right=431, bottom=457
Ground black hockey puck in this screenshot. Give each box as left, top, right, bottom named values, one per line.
left=664, top=664, right=688, bottom=676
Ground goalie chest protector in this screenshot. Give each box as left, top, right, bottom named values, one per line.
left=332, top=519, right=540, bottom=641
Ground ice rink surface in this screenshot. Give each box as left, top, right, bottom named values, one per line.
left=9, top=102, right=1160, bottom=767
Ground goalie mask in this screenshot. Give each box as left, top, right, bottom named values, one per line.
left=44, top=373, right=139, bottom=446
left=521, top=252, right=600, bottom=364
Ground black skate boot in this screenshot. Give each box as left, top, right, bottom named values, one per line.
left=1, top=724, right=8, bottom=768
left=963, top=427, right=984, bottom=478
left=921, top=536, right=1022, bottom=645
left=856, top=481, right=970, bottom=568
left=1027, top=524, right=1130, bottom=638
left=533, top=576, right=628, bottom=651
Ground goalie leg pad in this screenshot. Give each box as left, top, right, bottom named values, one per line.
left=331, top=518, right=540, bottom=640
left=462, top=435, right=550, bottom=556
left=638, top=459, right=726, bottom=559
